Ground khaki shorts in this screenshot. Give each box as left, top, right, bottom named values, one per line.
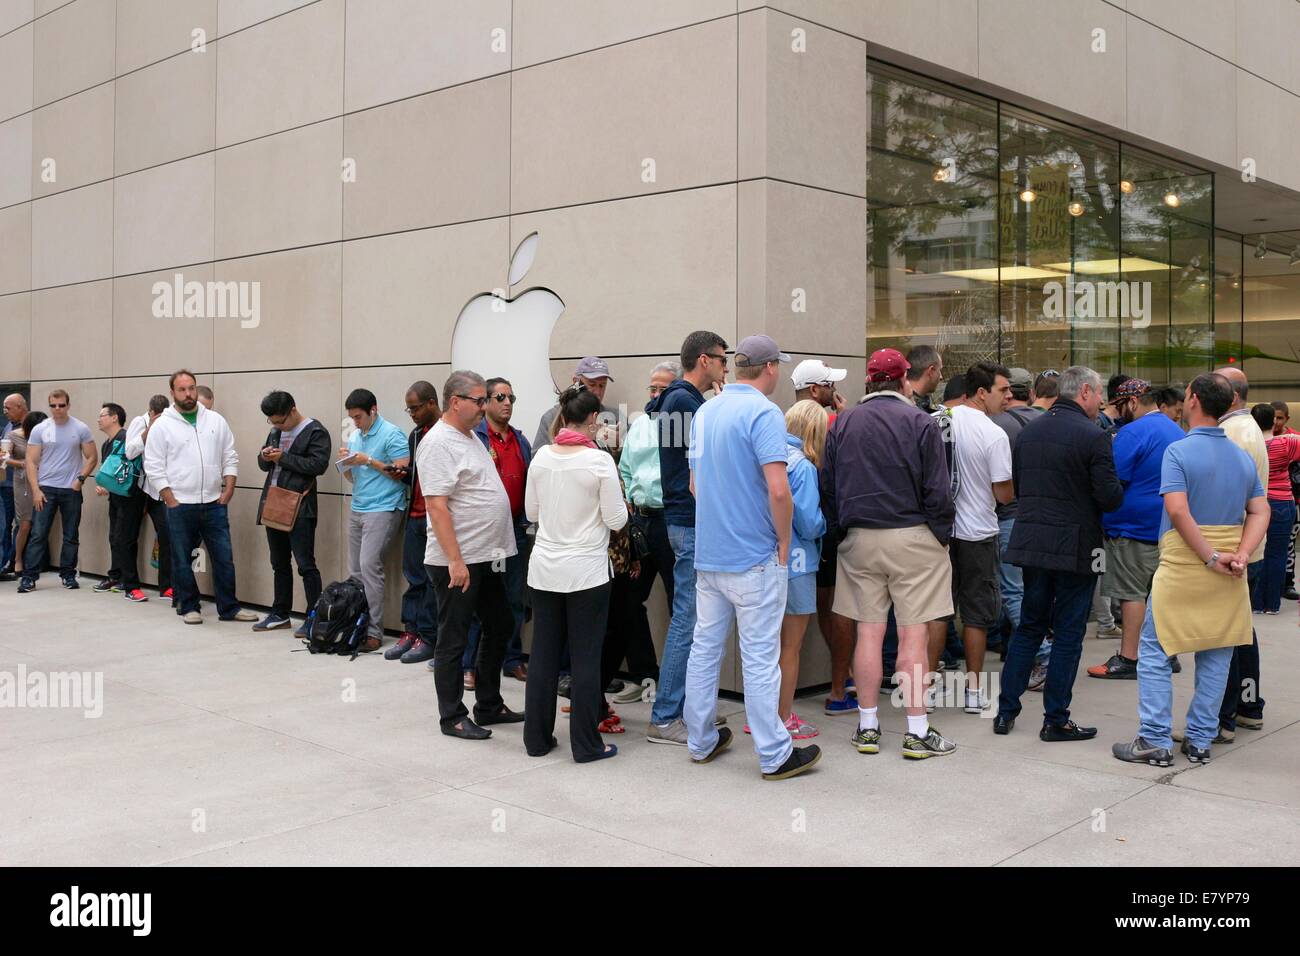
left=1101, top=536, right=1160, bottom=602
left=833, top=525, right=954, bottom=626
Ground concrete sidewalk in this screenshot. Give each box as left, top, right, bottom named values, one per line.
left=2, top=581, right=1297, bottom=867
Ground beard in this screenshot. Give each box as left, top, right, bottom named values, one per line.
left=175, top=396, right=198, bottom=412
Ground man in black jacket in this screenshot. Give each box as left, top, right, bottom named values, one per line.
left=254, top=390, right=331, bottom=635
left=994, top=366, right=1124, bottom=740
left=821, top=348, right=958, bottom=760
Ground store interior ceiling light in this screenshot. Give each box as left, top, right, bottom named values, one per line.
left=1255, top=237, right=1269, bottom=258
left=1041, top=256, right=1171, bottom=274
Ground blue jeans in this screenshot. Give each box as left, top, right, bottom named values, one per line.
left=998, top=566, right=1095, bottom=726
left=166, top=502, right=239, bottom=617
left=22, top=485, right=83, bottom=582
left=996, top=517, right=1023, bottom=630
left=650, top=523, right=696, bottom=725
left=462, top=525, right=527, bottom=672
left=685, top=555, right=792, bottom=773
left=400, top=515, right=438, bottom=642
left=1137, top=601, right=1233, bottom=750
left=1256, top=499, right=1295, bottom=612
left=0, top=483, right=14, bottom=569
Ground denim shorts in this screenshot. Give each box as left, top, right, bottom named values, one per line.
left=785, top=571, right=817, bottom=615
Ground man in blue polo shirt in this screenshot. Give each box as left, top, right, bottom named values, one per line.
left=340, top=388, right=410, bottom=652
left=683, top=334, right=820, bottom=781
left=1089, top=380, right=1186, bottom=680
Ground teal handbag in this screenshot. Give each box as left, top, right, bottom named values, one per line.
left=94, top=438, right=140, bottom=496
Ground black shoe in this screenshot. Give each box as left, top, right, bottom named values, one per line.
left=61, top=576, right=79, bottom=590
left=1087, top=653, right=1137, bottom=679
left=1284, top=588, right=1299, bottom=601
left=442, top=719, right=492, bottom=740
left=1168, top=655, right=1181, bottom=674
left=384, top=632, right=417, bottom=660
left=17, top=578, right=35, bottom=593
left=605, top=679, right=624, bottom=694
left=475, top=704, right=525, bottom=726
left=993, top=714, right=1015, bottom=735
left=252, top=613, right=291, bottom=632
left=694, top=727, right=733, bottom=764
left=400, top=637, right=435, bottom=664
left=557, top=674, right=572, bottom=699
left=92, top=578, right=119, bottom=593
left=0, top=571, right=13, bottom=582
left=1180, top=739, right=1211, bottom=764
left=1040, top=720, right=1097, bottom=742
left=762, top=745, right=822, bottom=780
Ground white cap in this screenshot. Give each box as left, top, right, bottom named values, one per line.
left=791, top=359, right=847, bottom=391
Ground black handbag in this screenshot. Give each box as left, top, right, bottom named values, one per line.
left=627, top=514, right=652, bottom=560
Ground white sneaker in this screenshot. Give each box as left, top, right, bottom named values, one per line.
left=923, top=686, right=937, bottom=714
left=613, top=678, right=652, bottom=704
left=182, top=611, right=203, bottom=625
left=964, top=688, right=990, bottom=714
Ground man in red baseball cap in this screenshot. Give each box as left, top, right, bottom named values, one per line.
left=819, top=347, right=958, bottom=759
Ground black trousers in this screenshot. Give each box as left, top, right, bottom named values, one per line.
left=429, top=562, right=515, bottom=728
left=601, top=573, right=643, bottom=700
left=107, top=486, right=150, bottom=590
left=526, top=581, right=612, bottom=761
left=144, top=494, right=172, bottom=593
left=266, top=514, right=321, bottom=617
left=619, top=511, right=672, bottom=682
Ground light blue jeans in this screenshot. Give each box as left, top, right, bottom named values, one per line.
left=685, top=554, right=792, bottom=773
left=1136, top=600, right=1233, bottom=751
left=998, top=517, right=1049, bottom=664
left=651, top=524, right=696, bottom=725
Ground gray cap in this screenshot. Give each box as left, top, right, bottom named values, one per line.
left=734, top=334, right=791, bottom=367
left=1008, top=367, right=1033, bottom=390
left=573, top=356, right=613, bottom=381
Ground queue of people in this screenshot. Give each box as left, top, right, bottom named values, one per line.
left=0, top=342, right=1287, bottom=780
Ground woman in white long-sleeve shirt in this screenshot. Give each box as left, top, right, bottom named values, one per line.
left=523, top=385, right=629, bottom=762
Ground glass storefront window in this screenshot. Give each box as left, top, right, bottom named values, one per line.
left=1241, top=230, right=1300, bottom=399
left=866, top=60, right=1215, bottom=391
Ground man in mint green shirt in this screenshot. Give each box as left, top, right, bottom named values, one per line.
left=341, top=388, right=410, bottom=651
left=613, top=361, right=680, bottom=697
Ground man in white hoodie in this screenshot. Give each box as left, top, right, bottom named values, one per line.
left=144, top=370, right=257, bottom=625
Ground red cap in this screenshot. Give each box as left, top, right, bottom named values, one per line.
left=867, top=348, right=910, bottom=383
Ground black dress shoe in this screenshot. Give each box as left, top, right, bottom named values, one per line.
left=993, top=715, right=1015, bottom=735
left=1284, top=588, right=1299, bottom=601
left=475, top=704, right=525, bottom=725
left=442, top=719, right=492, bottom=740
left=1040, top=720, right=1097, bottom=742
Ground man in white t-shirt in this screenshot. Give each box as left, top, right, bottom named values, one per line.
left=942, top=361, right=1014, bottom=714
left=417, top=370, right=520, bottom=741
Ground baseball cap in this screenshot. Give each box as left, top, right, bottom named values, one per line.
left=1008, top=367, right=1032, bottom=390
left=574, top=356, right=613, bottom=381
left=1115, top=378, right=1151, bottom=399
left=791, top=359, right=848, bottom=390
left=734, top=334, right=791, bottom=367
left=867, top=348, right=910, bottom=383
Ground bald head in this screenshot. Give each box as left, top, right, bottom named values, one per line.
left=1213, top=366, right=1248, bottom=410
left=3, top=393, right=27, bottom=425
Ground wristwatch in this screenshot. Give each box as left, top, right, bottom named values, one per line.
left=1205, top=550, right=1220, bottom=569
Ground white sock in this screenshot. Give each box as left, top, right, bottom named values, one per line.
left=858, top=706, right=878, bottom=731
left=907, top=714, right=929, bottom=737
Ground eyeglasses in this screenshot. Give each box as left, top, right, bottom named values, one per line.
left=404, top=402, right=434, bottom=413
left=704, top=352, right=728, bottom=367
left=648, top=385, right=667, bottom=394
left=455, top=394, right=488, bottom=408
left=49, top=402, right=68, bottom=409
left=492, top=393, right=516, bottom=404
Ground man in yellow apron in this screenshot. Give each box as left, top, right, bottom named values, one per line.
left=1112, top=374, right=1270, bottom=767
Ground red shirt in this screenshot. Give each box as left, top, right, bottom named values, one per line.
left=488, top=425, right=526, bottom=518
left=1266, top=434, right=1300, bottom=501
left=409, top=425, right=430, bottom=519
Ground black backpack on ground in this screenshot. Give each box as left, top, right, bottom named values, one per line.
left=303, top=576, right=370, bottom=659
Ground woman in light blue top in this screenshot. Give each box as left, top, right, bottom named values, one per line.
left=777, top=400, right=828, bottom=739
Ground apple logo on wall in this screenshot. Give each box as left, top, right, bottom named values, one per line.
left=450, top=232, right=562, bottom=442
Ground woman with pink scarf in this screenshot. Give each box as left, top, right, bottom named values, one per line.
left=523, top=385, right=629, bottom=762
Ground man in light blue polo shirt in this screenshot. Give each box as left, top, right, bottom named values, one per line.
left=683, top=334, right=821, bottom=781
left=340, top=388, right=410, bottom=651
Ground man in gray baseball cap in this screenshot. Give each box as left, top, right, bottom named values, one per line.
left=534, top=356, right=616, bottom=450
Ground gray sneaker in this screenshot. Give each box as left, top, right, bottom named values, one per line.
left=1027, top=662, right=1048, bottom=692
left=902, top=725, right=956, bottom=759
left=646, top=718, right=689, bottom=746
left=1112, top=736, right=1173, bottom=767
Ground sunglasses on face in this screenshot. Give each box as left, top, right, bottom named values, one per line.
left=456, top=394, right=488, bottom=408
left=49, top=402, right=68, bottom=409
left=492, top=393, right=516, bottom=404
